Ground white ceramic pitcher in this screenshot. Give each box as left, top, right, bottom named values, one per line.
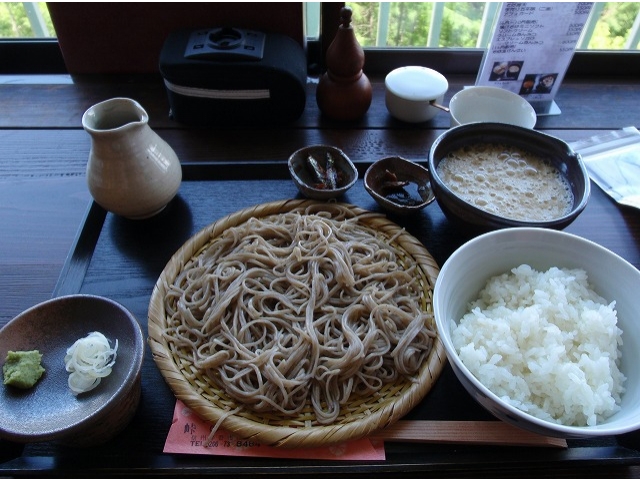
left=82, top=97, right=182, bottom=219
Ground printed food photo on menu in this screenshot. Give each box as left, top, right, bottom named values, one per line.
left=489, top=60, right=523, bottom=81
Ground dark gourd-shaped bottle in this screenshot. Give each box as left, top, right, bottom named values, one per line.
left=316, top=6, right=372, bottom=121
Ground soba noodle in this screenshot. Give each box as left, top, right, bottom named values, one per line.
left=162, top=205, right=436, bottom=425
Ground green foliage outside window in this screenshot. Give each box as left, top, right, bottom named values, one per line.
left=0, top=2, right=53, bottom=38
left=1, top=2, right=639, bottom=50
left=348, top=2, right=640, bottom=50
left=589, top=2, right=640, bottom=48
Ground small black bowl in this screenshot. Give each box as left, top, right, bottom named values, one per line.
left=428, top=123, right=590, bottom=231
left=288, top=145, right=358, bottom=200
left=364, top=156, right=435, bottom=215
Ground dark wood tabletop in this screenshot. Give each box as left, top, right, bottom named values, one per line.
left=1, top=72, right=640, bottom=477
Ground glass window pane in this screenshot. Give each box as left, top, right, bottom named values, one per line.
left=0, top=2, right=55, bottom=38
left=344, top=2, right=640, bottom=51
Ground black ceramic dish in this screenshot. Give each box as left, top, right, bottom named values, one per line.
left=288, top=145, right=358, bottom=200
left=364, top=156, right=435, bottom=215
left=428, top=122, right=591, bottom=231
left=0, top=294, right=144, bottom=446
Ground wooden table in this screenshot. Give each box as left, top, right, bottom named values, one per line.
left=1, top=73, right=640, bottom=477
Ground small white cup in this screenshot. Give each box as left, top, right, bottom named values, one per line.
left=449, top=86, right=537, bottom=129
left=385, top=66, right=449, bottom=123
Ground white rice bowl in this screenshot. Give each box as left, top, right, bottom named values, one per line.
left=451, top=264, right=624, bottom=427
left=434, top=227, right=640, bottom=438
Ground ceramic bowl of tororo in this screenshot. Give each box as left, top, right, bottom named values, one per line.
left=0, top=294, right=144, bottom=446
left=428, top=122, right=590, bottom=231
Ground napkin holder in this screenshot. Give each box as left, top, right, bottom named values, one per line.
left=159, top=27, right=307, bottom=125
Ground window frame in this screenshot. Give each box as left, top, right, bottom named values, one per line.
left=1, top=39, right=66, bottom=74
left=1, top=2, right=639, bottom=77
left=361, top=47, right=640, bottom=77
left=319, top=3, right=640, bottom=78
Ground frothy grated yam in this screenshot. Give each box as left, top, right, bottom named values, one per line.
left=436, top=143, right=573, bottom=222
left=451, top=264, right=625, bottom=427
left=162, top=206, right=436, bottom=426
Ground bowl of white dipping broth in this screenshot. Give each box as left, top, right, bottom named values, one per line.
left=428, top=122, right=590, bottom=231
left=434, top=227, right=640, bottom=438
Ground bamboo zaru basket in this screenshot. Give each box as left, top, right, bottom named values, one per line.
left=148, top=199, right=445, bottom=448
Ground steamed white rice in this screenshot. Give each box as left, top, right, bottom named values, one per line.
left=451, top=264, right=625, bottom=427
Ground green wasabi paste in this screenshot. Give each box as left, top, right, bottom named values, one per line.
left=3, top=350, right=45, bottom=389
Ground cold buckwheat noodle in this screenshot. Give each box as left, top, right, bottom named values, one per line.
left=162, top=205, right=436, bottom=426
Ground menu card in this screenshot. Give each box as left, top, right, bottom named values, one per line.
left=163, top=400, right=386, bottom=460
left=476, top=2, right=594, bottom=114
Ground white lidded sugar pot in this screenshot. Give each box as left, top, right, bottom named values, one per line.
left=385, top=66, right=449, bottom=123
left=82, top=97, right=182, bottom=219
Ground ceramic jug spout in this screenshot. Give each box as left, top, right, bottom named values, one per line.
left=82, top=97, right=182, bottom=220
left=83, top=97, right=148, bottom=132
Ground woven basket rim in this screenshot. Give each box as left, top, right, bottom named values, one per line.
left=148, top=199, right=446, bottom=448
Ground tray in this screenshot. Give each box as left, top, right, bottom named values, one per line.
left=3, top=163, right=640, bottom=476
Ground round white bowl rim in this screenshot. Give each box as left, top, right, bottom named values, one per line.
left=434, top=227, right=640, bottom=437
left=449, top=86, right=537, bottom=129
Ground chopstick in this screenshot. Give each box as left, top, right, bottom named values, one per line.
left=369, top=420, right=568, bottom=448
